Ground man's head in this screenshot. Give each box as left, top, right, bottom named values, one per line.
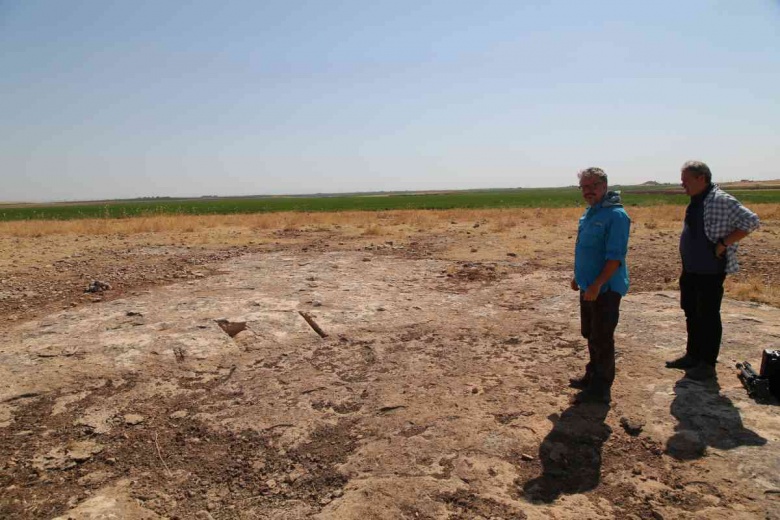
left=578, top=167, right=608, bottom=206
left=680, top=160, right=712, bottom=197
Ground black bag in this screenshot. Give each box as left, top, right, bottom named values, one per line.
left=760, top=349, right=780, bottom=400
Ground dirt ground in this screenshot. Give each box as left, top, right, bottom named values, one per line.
left=1, top=207, right=779, bottom=520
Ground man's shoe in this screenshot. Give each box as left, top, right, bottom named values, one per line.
left=665, top=355, right=697, bottom=369
left=574, top=387, right=611, bottom=404
left=568, top=375, right=591, bottom=390
left=685, top=363, right=716, bottom=381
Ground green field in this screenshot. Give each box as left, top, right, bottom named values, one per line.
left=1, top=186, right=778, bottom=222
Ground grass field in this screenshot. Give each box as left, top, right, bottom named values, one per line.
left=2, top=185, right=779, bottom=221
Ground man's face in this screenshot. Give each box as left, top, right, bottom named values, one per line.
left=579, top=176, right=607, bottom=206
left=681, top=171, right=708, bottom=197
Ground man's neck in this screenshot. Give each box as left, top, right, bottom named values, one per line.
left=691, top=183, right=712, bottom=200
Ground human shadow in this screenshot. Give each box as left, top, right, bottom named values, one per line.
left=522, top=401, right=611, bottom=503
left=666, top=375, right=767, bottom=460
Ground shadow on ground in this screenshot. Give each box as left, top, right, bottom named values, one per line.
left=522, top=401, right=611, bottom=503
left=666, top=376, right=767, bottom=459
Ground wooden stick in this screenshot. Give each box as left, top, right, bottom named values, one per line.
left=298, top=311, right=328, bottom=338
left=154, top=432, right=173, bottom=477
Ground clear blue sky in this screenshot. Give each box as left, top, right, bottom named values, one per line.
left=2, top=0, right=779, bottom=201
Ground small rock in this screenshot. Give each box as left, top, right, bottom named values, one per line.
left=124, top=414, right=145, bottom=426
left=85, top=280, right=111, bottom=293
left=507, top=252, right=517, bottom=257
left=67, top=441, right=104, bottom=462
left=520, top=453, right=534, bottom=461
left=312, top=300, right=322, bottom=307
left=666, top=430, right=705, bottom=459
left=169, top=410, right=188, bottom=420
left=620, top=416, right=645, bottom=436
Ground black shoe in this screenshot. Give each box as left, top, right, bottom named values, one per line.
left=685, top=363, right=716, bottom=381
left=574, top=387, right=611, bottom=404
left=569, top=375, right=591, bottom=390
left=665, top=354, right=697, bottom=369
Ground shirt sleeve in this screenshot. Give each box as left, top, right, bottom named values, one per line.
left=605, top=210, right=631, bottom=261
left=728, top=198, right=760, bottom=232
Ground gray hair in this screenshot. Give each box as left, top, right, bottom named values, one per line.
left=577, top=167, right=608, bottom=185
left=681, top=160, right=712, bottom=183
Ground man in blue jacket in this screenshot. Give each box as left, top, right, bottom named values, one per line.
left=570, top=167, right=631, bottom=403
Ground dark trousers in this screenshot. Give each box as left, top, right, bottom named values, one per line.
left=680, top=271, right=726, bottom=366
left=580, top=290, right=622, bottom=390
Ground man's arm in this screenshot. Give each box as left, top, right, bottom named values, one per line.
left=715, top=228, right=751, bottom=257
left=583, top=260, right=621, bottom=301
left=714, top=197, right=760, bottom=257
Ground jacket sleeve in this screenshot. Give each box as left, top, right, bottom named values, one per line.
left=728, top=198, right=760, bottom=232
left=605, top=211, right=631, bottom=262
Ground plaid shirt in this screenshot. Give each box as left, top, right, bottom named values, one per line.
left=702, top=185, right=760, bottom=273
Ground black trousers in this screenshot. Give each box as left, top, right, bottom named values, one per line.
left=580, top=290, right=622, bottom=390
left=680, top=271, right=726, bottom=366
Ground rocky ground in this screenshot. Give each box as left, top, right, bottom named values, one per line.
left=1, top=209, right=779, bottom=519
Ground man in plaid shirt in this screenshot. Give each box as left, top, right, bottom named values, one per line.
left=666, top=161, right=761, bottom=380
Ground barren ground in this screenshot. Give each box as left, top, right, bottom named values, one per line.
left=1, top=207, right=779, bottom=520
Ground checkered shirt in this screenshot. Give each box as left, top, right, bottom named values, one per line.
left=702, top=185, right=760, bottom=273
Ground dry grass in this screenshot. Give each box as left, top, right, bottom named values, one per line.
left=2, top=204, right=776, bottom=238
left=726, top=277, right=780, bottom=307
left=2, top=204, right=777, bottom=306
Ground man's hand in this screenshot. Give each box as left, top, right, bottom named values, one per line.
left=583, top=283, right=601, bottom=301
left=570, top=278, right=579, bottom=291
left=715, top=242, right=727, bottom=258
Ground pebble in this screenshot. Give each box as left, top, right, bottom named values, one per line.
left=124, top=414, right=145, bottom=425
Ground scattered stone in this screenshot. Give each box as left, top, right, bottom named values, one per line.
left=507, top=252, right=517, bottom=257
left=124, top=414, right=145, bottom=426
left=169, top=410, right=188, bottom=420
left=126, top=311, right=143, bottom=317
left=67, top=440, right=104, bottom=462
left=85, top=280, right=111, bottom=293
left=620, top=416, right=645, bottom=436
left=666, top=430, right=705, bottom=459
left=312, top=299, right=322, bottom=307
left=521, top=453, right=535, bottom=461
left=215, top=319, right=247, bottom=338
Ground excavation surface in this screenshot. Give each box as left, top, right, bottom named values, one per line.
left=1, top=209, right=779, bottom=519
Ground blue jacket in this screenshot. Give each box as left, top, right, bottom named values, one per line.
left=574, top=191, right=631, bottom=296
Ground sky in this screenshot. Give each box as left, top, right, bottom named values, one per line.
left=1, top=0, right=779, bottom=202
